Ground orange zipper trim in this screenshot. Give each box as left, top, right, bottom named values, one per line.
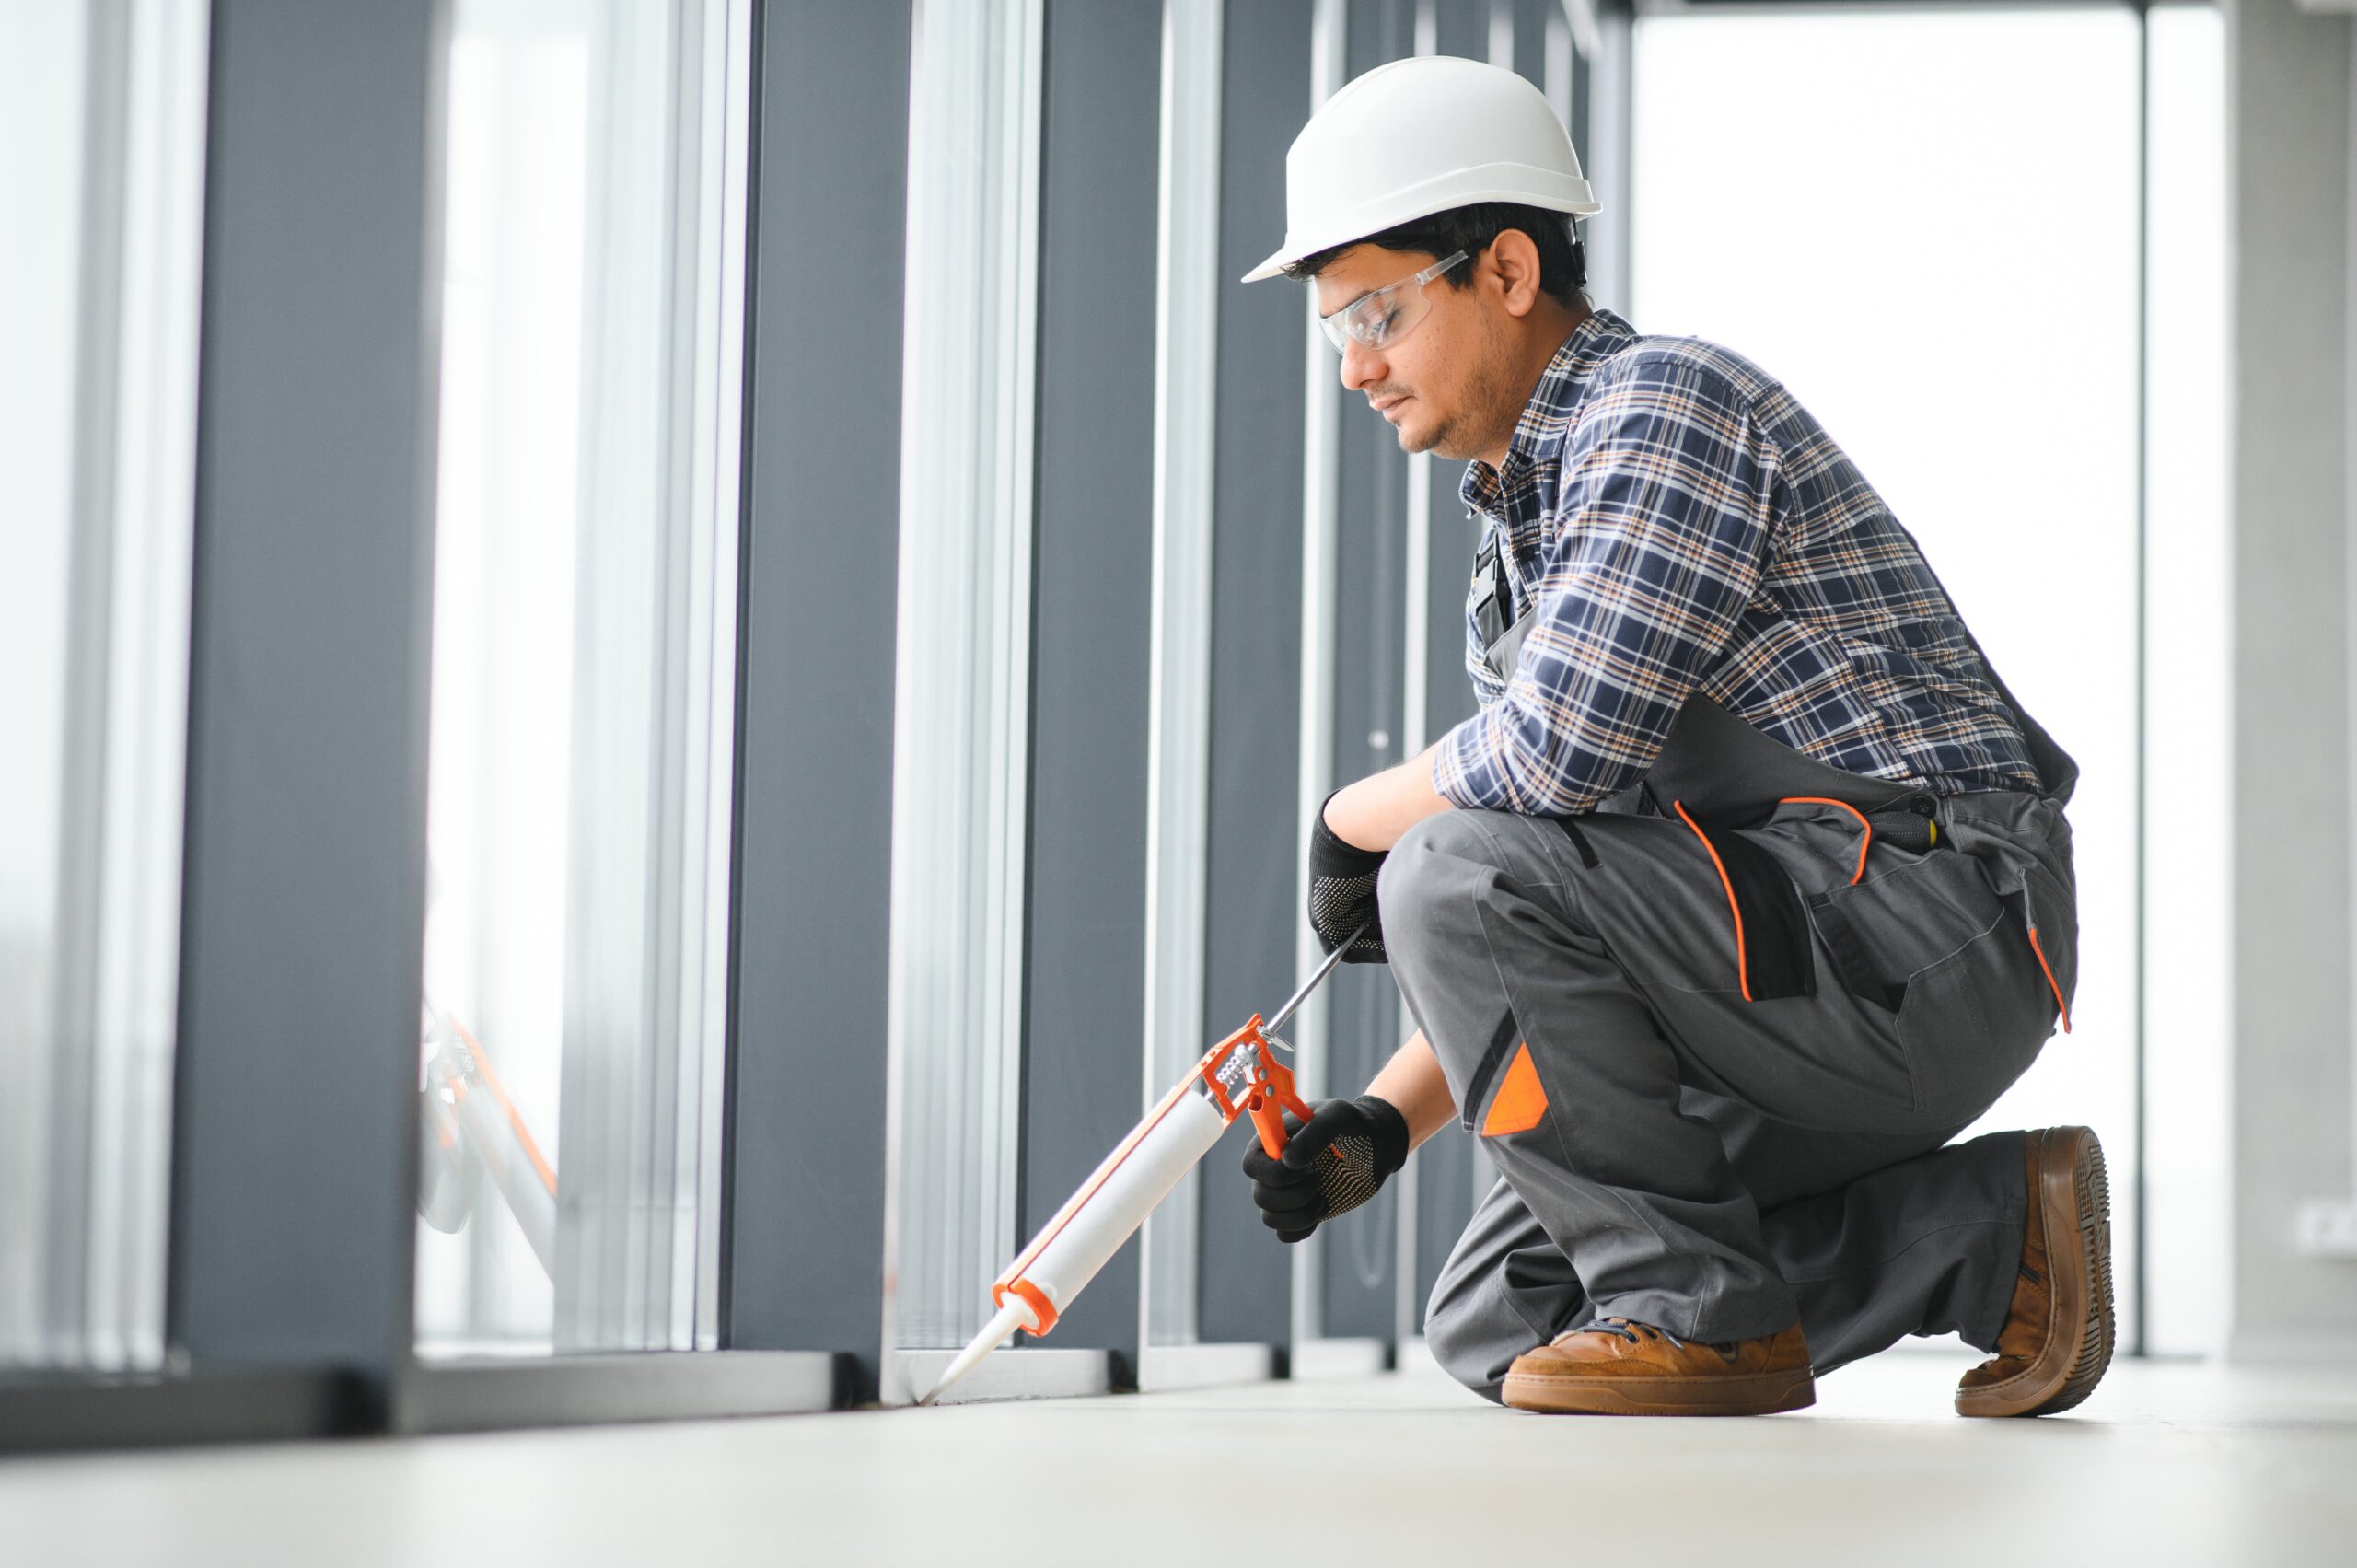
left=2027, top=926, right=2072, bottom=1034
left=1674, top=799, right=1751, bottom=1002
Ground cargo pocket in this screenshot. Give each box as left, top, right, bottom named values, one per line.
left=1895, top=913, right=2055, bottom=1125
left=1803, top=842, right=2007, bottom=1017
left=1667, top=801, right=1817, bottom=1003
left=1826, top=846, right=2049, bottom=1125
left=2017, top=861, right=2076, bottom=1035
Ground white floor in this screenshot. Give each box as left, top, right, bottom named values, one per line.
left=5, top=1351, right=2353, bottom=1567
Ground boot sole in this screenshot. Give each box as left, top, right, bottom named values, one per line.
left=1955, top=1125, right=2114, bottom=1418
left=1502, top=1366, right=1816, bottom=1417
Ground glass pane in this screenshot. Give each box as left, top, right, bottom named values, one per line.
left=0, top=0, right=207, bottom=1373
left=2141, top=2, right=2228, bottom=1357
left=887, top=0, right=1041, bottom=1362
left=416, top=0, right=749, bottom=1356
left=1631, top=6, right=2145, bottom=1337
left=1143, top=0, right=1224, bottom=1351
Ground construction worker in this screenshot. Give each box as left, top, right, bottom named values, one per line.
left=1237, top=55, right=2109, bottom=1418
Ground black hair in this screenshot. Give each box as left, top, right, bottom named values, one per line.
left=1281, top=200, right=1587, bottom=304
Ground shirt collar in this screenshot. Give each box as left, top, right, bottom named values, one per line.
left=1460, top=307, right=1639, bottom=518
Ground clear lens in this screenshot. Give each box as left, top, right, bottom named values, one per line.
left=1316, top=250, right=1467, bottom=355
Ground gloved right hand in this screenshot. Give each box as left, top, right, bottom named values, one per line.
left=1308, top=794, right=1387, bottom=964
left=1241, top=1096, right=1410, bottom=1243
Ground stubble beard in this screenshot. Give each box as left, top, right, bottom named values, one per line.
left=1411, top=318, right=1523, bottom=462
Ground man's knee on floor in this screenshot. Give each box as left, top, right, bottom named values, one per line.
left=1422, top=1299, right=1511, bottom=1405
left=1423, top=1255, right=1560, bottom=1405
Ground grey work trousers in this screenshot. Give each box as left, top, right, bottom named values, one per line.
left=1384, top=795, right=2072, bottom=1401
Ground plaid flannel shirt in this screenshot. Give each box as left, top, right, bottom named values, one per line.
left=1434, top=308, right=2040, bottom=816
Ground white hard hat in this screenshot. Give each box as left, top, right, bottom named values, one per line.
left=1244, top=55, right=1600, bottom=284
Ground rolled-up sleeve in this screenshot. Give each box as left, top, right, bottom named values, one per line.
left=1434, top=355, right=1782, bottom=815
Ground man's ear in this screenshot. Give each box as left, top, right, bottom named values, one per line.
left=1486, top=228, right=1544, bottom=319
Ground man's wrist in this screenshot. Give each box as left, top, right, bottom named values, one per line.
left=1353, top=1094, right=1411, bottom=1178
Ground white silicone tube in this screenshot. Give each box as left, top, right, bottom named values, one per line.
left=1002, top=1087, right=1228, bottom=1325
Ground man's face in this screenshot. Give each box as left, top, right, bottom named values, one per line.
left=1314, top=244, right=1514, bottom=461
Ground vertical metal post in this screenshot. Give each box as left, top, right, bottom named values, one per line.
left=880, top=0, right=1044, bottom=1397
left=2131, top=0, right=2152, bottom=1361
left=1580, top=0, right=1631, bottom=313
left=169, top=0, right=447, bottom=1405
left=1199, top=0, right=1316, bottom=1353
left=1310, top=0, right=1417, bottom=1354
left=1395, top=0, right=1440, bottom=1362
left=1141, top=0, right=1225, bottom=1355
left=1020, top=0, right=1166, bottom=1387
left=720, top=0, right=911, bottom=1404
left=1290, top=0, right=1349, bottom=1359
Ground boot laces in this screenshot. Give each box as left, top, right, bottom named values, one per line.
left=1587, top=1315, right=1684, bottom=1350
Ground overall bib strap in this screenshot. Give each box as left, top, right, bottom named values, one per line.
left=1472, top=529, right=1527, bottom=678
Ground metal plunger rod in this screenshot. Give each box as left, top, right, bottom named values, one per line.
left=1264, top=921, right=1367, bottom=1036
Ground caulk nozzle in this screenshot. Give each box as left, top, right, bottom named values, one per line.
left=916, top=1300, right=1029, bottom=1406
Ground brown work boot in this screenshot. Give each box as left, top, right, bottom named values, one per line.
left=1501, top=1316, right=1815, bottom=1415
left=1956, top=1125, right=2114, bottom=1417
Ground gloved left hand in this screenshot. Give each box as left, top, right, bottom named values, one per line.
left=1240, top=1096, right=1410, bottom=1244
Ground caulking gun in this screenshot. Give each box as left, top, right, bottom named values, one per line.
left=916, top=926, right=1365, bottom=1405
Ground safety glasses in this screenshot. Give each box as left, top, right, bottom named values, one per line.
left=1317, top=249, right=1469, bottom=354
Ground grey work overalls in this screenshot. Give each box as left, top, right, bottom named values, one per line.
left=1396, top=535, right=2080, bottom=1400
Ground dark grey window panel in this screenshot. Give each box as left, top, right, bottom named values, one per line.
left=0, top=1373, right=370, bottom=1456
left=169, top=0, right=443, bottom=1393
left=1515, top=0, right=1552, bottom=86
left=721, top=0, right=911, bottom=1407
left=1434, top=0, right=1491, bottom=64
left=1411, top=0, right=1497, bottom=1330
left=1315, top=0, right=1421, bottom=1347
left=1020, top=0, right=1166, bottom=1383
left=1199, top=0, right=1318, bottom=1350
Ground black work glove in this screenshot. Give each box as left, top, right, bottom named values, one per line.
left=1308, top=793, right=1387, bottom=964
left=1241, top=1096, right=1411, bottom=1244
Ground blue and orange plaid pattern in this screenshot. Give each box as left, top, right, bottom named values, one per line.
left=1434, top=308, right=2041, bottom=816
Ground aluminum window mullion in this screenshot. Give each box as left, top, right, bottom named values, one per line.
left=553, top=0, right=656, bottom=1354
left=881, top=0, right=1046, bottom=1399
left=691, top=0, right=755, bottom=1358
left=107, top=0, right=215, bottom=1371
left=1583, top=2, right=1632, bottom=312
left=48, top=0, right=134, bottom=1370
left=1140, top=0, right=1225, bottom=1353
left=532, top=0, right=750, bottom=1356
left=26, top=0, right=212, bottom=1377
left=1290, top=0, right=1351, bottom=1358
left=1390, top=0, right=1444, bottom=1356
